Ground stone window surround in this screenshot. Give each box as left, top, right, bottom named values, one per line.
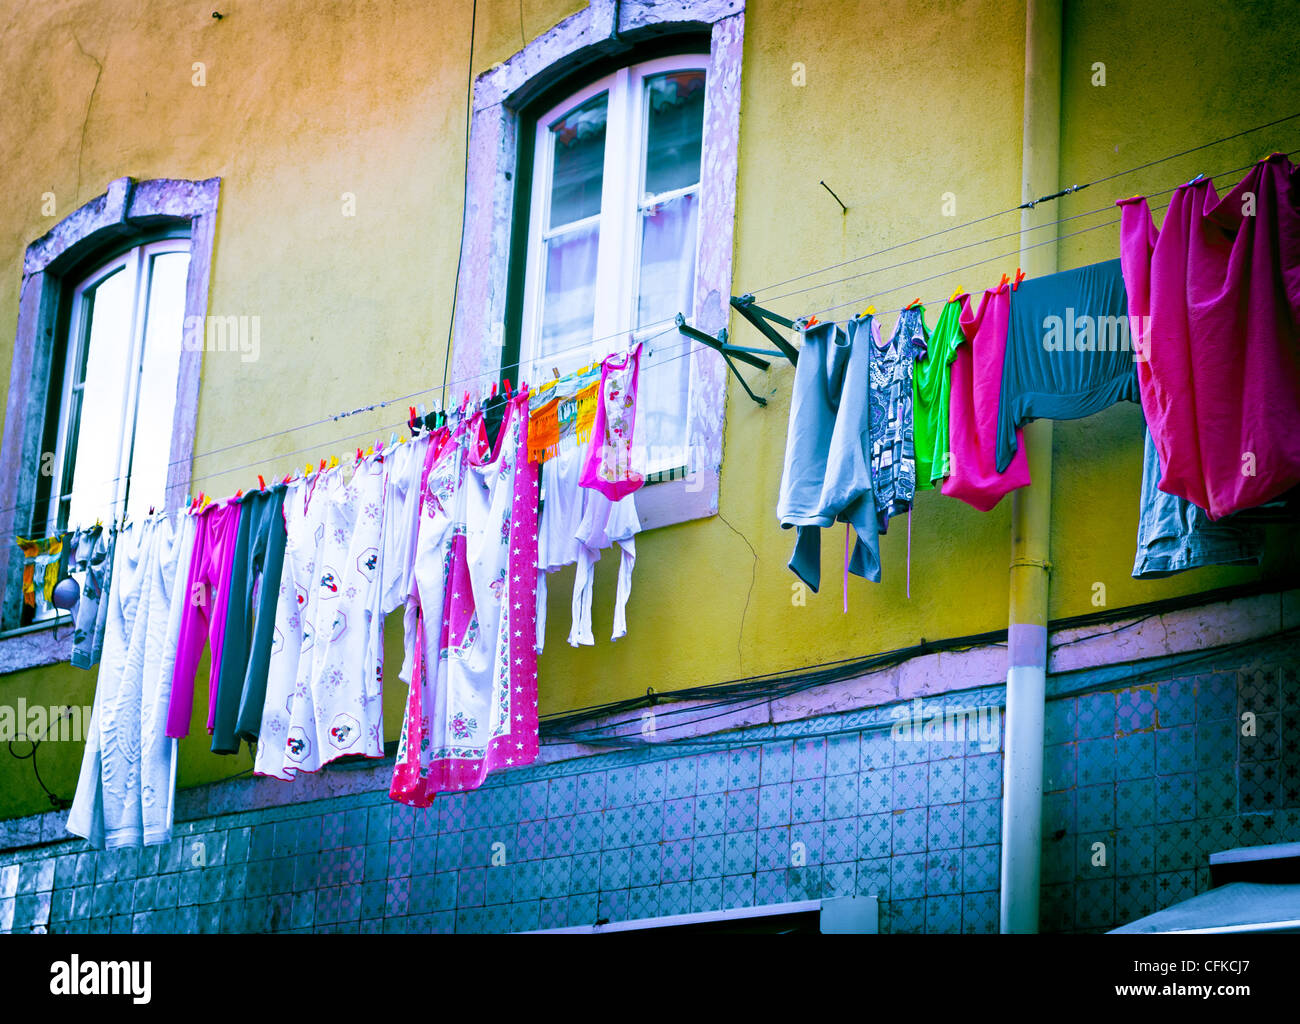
left=0, top=176, right=220, bottom=673
left=451, top=0, right=746, bottom=532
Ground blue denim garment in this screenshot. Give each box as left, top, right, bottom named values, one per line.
left=777, top=317, right=881, bottom=591
left=1133, top=426, right=1263, bottom=579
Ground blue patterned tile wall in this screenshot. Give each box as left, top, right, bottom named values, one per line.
left=0, top=639, right=1296, bottom=934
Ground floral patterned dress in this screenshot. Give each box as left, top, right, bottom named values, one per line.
left=391, top=391, right=540, bottom=806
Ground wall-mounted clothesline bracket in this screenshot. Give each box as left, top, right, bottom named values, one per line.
left=730, top=294, right=801, bottom=366
left=675, top=312, right=771, bottom=407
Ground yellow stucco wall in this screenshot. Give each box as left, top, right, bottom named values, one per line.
left=0, top=0, right=1296, bottom=818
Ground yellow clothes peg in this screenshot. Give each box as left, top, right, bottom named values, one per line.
left=860, top=305, right=876, bottom=318
left=950, top=288, right=964, bottom=302
left=328, top=455, right=339, bottom=469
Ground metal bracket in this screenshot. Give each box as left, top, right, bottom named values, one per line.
left=675, top=313, right=770, bottom=407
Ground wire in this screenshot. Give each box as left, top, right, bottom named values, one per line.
left=0, top=323, right=692, bottom=543
left=440, top=0, right=478, bottom=404
left=747, top=112, right=1300, bottom=298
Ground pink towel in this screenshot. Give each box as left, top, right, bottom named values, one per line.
left=1117, top=154, right=1300, bottom=519
left=942, top=285, right=1032, bottom=511
left=166, top=500, right=242, bottom=738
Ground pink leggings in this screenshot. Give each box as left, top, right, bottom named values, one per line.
left=166, top=501, right=242, bottom=738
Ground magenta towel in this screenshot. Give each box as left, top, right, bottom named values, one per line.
left=942, top=284, right=1032, bottom=511
left=1117, top=153, right=1300, bottom=519
left=165, top=501, right=242, bottom=738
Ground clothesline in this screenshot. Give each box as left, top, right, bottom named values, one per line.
left=0, top=325, right=688, bottom=542
left=7, top=135, right=1296, bottom=541
left=749, top=110, right=1300, bottom=297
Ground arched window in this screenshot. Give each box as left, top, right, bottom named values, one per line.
left=40, top=237, right=191, bottom=538
left=520, top=56, right=708, bottom=469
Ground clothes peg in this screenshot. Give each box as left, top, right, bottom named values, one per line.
left=257, top=475, right=266, bottom=491
left=860, top=305, right=876, bottom=318
left=148, top=505, right=156, bottom=516
left=490, top=382, right=497, bottom=399
left=950, top=288, right=964, bottom=302
left=999, top=273, right=1010, bottom=288
left=234, top=489, right=243, bottom=500
left=1013, top=267, right=1026, bottom=291
left=802, top=314, right=820, bottom=329
left=184, top=494, right=192, bottom=508
left=905, top=297, right=922, bottom=310
left=305, top=462, right=314, bottom=478
left=328, top=455, right=339, bottom=469
left=503, top=378, right=512, bottom=396
left=552, top=367, right=561, bottom=379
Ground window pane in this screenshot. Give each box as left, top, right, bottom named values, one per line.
left=540, top=220, right=600, bottom=360
left=549, top=92, right=608, bottom=228
left=644, top=70, right=706, bottom=196
left=124, top=250, right=189, bottom=520
left=637, top=191, right=698, bottom=330
left=66, top=267, right=133, bottom=528
left=638, top=341, right=690, bottom=472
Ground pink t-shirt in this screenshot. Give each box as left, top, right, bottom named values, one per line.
left=1117, top=154, right=1300, bottom=519
left=941, top=285, right=1032, bottom=511
left=579, top=343, right=643, bottom=501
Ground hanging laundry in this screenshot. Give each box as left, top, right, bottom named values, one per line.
left=1117, top=153, right=1300, bottom=519
left=871, top=305, right=927, bottom=528
left=529, top=364, right=600, bottom=465
left=579, top=344, right=644, bottom=500
left=534, top=439, right=639, bottom=651
left=67, top=512, right=195, bottom=849
left=15, top=534, right=65, bottom=625
left=165, top=499, right=243, bottom=739
left=69, top=525, right=115, bottom=668
left=254, top=472, right=335, bottom=781
left=942, top=284, right=1032, bottom=511
left=210, top=485, right=288, bottom=754
left=381, top=431, right=432, bottom=686
left=913, top=296, right=966, bottom=490
left=777, top=316, right=881, bottom=590
left=997, top=258, right=1138, bottom=472
left=280, top=451, right=388, bottom=775
left=391, top=390, right=539, bottom=806
left=1133, top=425, right=1264, bottom=579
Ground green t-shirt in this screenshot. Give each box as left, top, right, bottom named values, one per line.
left=912, top=297, right=965, bottom=489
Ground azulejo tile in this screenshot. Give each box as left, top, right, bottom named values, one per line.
left=1074, top=878, right=1115, bottom=931
left=890, top=897, right=926, bottom=935
left=792, top=736, right=827, bottom=780
left=963, top=754, right=1002, bottom=803
left=662, top=797, right=695, bottom=841
left=821, top=861, right=856, bottom=899
left=790, top=777, right=826, bottom=824
left=1077, top=692, right=1117, bottom=740
left=547, top=777, right=577, bottom=819
left=694, top=792, right=727, bottom=837
left=1156, top=726, right=1197, bottom=775
left=605, top=766, right=638, bottom=808
left=860, top=732, right=894, bottom=772
left=631, top=803, right=664, bottom=847
left=827, top=733, right=863, bottom=776
left=599, top=807, right=633, bottom=851
left=1116, top=732, right=1155, bottom=781
left=962, top=891, right=998, bottom=934
left=723, top=832, right=756, bottom=876
left=725, top=788, right=759, bottom=832
left=784, top=866, right=823, bottom=902
left=1077, top=738, right=1117, bottom=787
left=757, top=826, right=791, bottom=871
left=1153, top=869, right=1196, bottom=912
left=1117, top=689, right=1157, bottom=734
left=727, top=747, right=762, bottom=790
left=567, top=893, right=599, bottom=927
left=961, top=845, right=999, bottom=893
left=1043, top=743, right=1076, bottom=793
left=927, top=804, right=963, bottom=852
left=690, top=876, right=724, bottom=914
left=1039, top=882, right=1074, bottom=933
left=925, top=894, right=962, bottom=934
left=627, top=885, right=658, bottom=921
left=573, top=772, right=607, bottom=814
left=821, top=819, right=856, bottom=864
left=758, top=783, right=792, bottom=829
left=569, top=852, right=601, bottom=895
left=925, top=850, right=961, bottom=896
left=636, top=762, right=666, bottom=804
left=599, top=848, right=631, bottom=892
left=1240, top=713, right=1280, bottom=762
left=691, top=834, right=725, bottom=880
left=857, top=813, right=891, bottom=861
left=1155, top=773, right=1197, bottom=824
left=1040, top=834, right=1073, bottom=886
left=892, top=807, right=927, bottom=855
left=1196, top=719, right=1237, bottom=770
left=892, top=763, right=928, bottom=809
left=755, top=868, right=789, bottom=907
left=1156, top=678, right=1196, bottom=728
left=825, top=773, right=858, bottom=820
left=598, top=890, right=630, bottom=923
left=663, top=757, right=698, bottom=800
left=629, top=844, right=662, bottom=888
left=963, top=799, right=1001, bottom=849
left=1074, top=833, right=1114, bottom=881
left=1116, top=778, right=1158, bottom=830
left=661, top=841, right=692, bottom=884
left=1195, top=672, right=1237, bottom=721
left=1239, top=667, right=1280, bottom=716
left=760, top=741, right=794, bottom=785
left=723, top=873, right=756, bottom=910
left=928, top=758, right=965, bottom=804
left=856, top=857, right=890, bottom=901
left=659, top=882, right=691, bottom=917
left=695, top=751, right=729, bottom=795
left=1045, top=699, right=1077, bottom=746
left=1240, top=761, right=1281, bottom=812
left=859, top=768, right=892, bottom=816
left=889, top=852, right=926, bottom=900
left=1076, top=784, right=1116, bottom=833
left=510, top=900, right=541, bottom=933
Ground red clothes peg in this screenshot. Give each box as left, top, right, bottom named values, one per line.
left=803, top=314, right=820, bottom=328
left=490, top=382, right=497, bottom=399
left=905, top=297, right=922, bottom=309
left=319, top=458, right=327, bottom=472
left=503, top=377, right=512, bottom=396
left=999, top=273, right=1010, bottom=288
left=1013, top=267, right=1026, bottom=291
left=257, top=474, right=266, bottom=491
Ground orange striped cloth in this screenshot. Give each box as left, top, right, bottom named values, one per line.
left=528, top=374, right=599, bottom=464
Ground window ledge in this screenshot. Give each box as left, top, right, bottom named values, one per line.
left=0, top=624, right=69, bottom=675
left=637, top=467, right=719, bottom=530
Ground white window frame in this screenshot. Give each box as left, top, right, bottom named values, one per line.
left=46, top=237, right=191, bottom=537
left=519, top=54, right=708, bottom=473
